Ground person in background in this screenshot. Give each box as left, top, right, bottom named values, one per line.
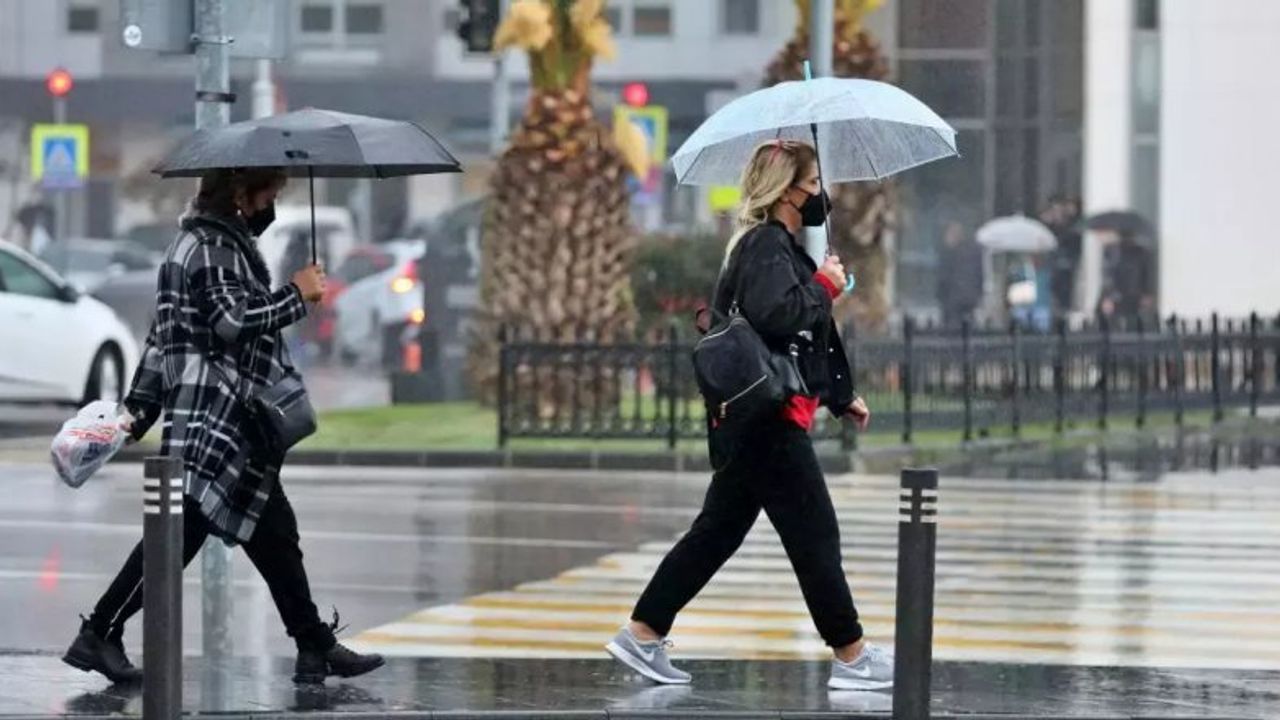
left=935, top=220, right=985, bottom=329
left=1046, top=195, right=1083, bottom=318
left=1097, top=230, right=1155, bottom=327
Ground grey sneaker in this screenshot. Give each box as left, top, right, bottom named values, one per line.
left=605, top=626, right=692, bottom=685
left=828, top=643, right=894, bottom=691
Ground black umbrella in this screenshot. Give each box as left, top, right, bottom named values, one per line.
left=1085, top=210, right=1156, bottom=242
left=153, top=108, right=463, bottom=262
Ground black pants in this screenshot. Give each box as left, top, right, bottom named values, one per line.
left=632, top=421, right=863, bottom=648
left=88, top=487, right=335, bottom=652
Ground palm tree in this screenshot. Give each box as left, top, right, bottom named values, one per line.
left=765, top=0, right=895, bottom=332
left=468, top=0, right=637, bottom=410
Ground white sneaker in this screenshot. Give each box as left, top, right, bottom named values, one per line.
left=827, top=643, right=894, bottom=691
left=605, top=626, right=692, bottom=684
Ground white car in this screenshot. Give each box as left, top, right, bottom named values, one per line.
left=333, top=240, right=425, bottom=367
left=39, top=238, right=161, bottom=293
left=0, top=241, right=139, bottom=404
left=256, top=205, right=358, bottom=281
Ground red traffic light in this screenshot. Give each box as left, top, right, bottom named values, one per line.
left=622, top=82, right=649, bottom=108
left=46, top=68, right=74, bottom=98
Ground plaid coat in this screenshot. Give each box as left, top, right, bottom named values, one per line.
left=125, top=211, right=309, bottom=544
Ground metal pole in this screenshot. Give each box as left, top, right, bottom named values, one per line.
left=143, top=457, right=184, bottom=720
left=1054, top=317, right=1067, bottom=435
left=1136, top=316, right=1147, bottom=429
left=1250, top=312, right=1261, bottom=418
left=194, top=0, right=234, bottom=664
left=666, top=323, right=679, bottom=451
left=902, top=316, right=914, bottom=444
left=497, top=323, right=510, bottom=449
left=1170, top=315, right=1185, bottom=428
left=844, top=321, right=859, bottom=452
left=52, top=96, right=69, bottom=241
left=807, top=0, right=835, bottom=260
left=491, top=0, right=512, bottom=155
left=809, top=0, right=834, bottom=79
left=251, top=59, right=274, bottom=119
left=1211, top=312, right=1223, bottom=423
left=961, top=319, right=973, bottom=443
left=893, top=468, right=938, bottom=720
left=1009, top=320, right=1021, bottom=438
left=1099, top=316, right=1111, bottom=430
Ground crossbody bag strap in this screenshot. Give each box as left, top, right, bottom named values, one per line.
left=200, top=349, right=254, bottom=410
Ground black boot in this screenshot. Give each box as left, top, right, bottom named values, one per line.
left=292, top=608, right=384, bottom=685
left=293, top=643, right=385, bottom=684
left=63, top=617, right=143, bottom=684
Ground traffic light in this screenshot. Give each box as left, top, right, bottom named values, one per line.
left=46, top=68, right=74, bottom=98
left=456, top=0, right=500, bottom=53
left=622, top=82, right=650, bottom=108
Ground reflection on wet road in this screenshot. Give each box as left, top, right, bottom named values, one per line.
left=349, top=463, right=1280, bottom=670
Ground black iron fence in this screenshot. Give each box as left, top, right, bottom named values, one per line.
left=496, top=313, right=1280, bottom=448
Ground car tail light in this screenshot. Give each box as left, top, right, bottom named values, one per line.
left=402, top=341, right=422, bottom=373
left=390, top=261, right=418, bottom=294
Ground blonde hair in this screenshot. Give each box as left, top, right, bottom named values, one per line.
left=723, top=140, right=817, bottom=267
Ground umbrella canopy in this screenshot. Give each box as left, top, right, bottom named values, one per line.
left=152, top=108, right=462, bottom=263
left=152, top=108, right=462, bottom=179
left=671, top=77, right=957, bottom=187
left=976, top=216, right=1057, bottom=254
left=1086, top=210, right=1155, bottom=241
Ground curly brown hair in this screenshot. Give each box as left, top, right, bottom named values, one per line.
left=191, top=168, right=287, bottom=218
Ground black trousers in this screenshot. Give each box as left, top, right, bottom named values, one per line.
left=88, top=487, right=335, bottom=652
left=632, top=421, right=864, bottom=648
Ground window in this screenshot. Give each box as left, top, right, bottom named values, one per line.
left=897, top=60, right=987, bottom=118
left=301, top=3, right=334, bottom=33
left=0, top=251, right=61, bottom=301
left=346, top=4, right=384, bottom=35
left=632, top=5, right=672, bottom=37
left=721, top=0, right=759, bottom=35
left=900, top=0, right=988, bottom=49
left=66, top=4, right=100, bottom=34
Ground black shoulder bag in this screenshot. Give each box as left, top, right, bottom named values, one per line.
left=205, top=357, right=316, bottom=456
left=691, top=241, right=807, bottom=429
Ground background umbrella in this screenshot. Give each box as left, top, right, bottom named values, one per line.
left=153, top=108, right=462, bottom=262
left=1086, top=210, right=1156, bottom=244
left=976, top=215, right=1057, bottom=254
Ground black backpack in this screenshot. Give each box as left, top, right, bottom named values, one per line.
left=692, top=241, right=807, bottom=429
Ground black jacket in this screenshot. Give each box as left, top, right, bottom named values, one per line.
left=713, top=221, right=856, bottom=417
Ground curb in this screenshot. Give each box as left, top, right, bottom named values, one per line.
left=95, top=418, right=1275, bottom=474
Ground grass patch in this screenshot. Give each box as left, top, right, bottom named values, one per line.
left=296, top=402, right=1232, bottom=454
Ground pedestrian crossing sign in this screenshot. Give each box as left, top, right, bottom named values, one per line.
left=31, top=123, right=89, bottom=189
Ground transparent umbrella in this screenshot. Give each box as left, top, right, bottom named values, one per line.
left=672, top=77, right=958, bottom=187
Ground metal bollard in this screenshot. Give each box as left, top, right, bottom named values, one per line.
left=143, top=456, right=184, bottom=720
left=893, top=468, right=938, bottom=720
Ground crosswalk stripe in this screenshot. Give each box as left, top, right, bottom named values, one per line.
left=351, top=472, right=1280, bottom=669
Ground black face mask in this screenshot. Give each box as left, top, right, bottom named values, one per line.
left=792, top=188, right=830, bottom=227
left=245, top=202, right=276, bottom=237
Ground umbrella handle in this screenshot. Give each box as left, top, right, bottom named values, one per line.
left=803, top=59, right=838, bottom=280
left=309, top=167, right=317, bottom=266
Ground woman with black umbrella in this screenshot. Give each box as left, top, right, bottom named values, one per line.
left=62, top=167, right=384, bottom=686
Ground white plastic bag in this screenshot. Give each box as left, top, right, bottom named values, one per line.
left=50, top=401, right=130, bottom=488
